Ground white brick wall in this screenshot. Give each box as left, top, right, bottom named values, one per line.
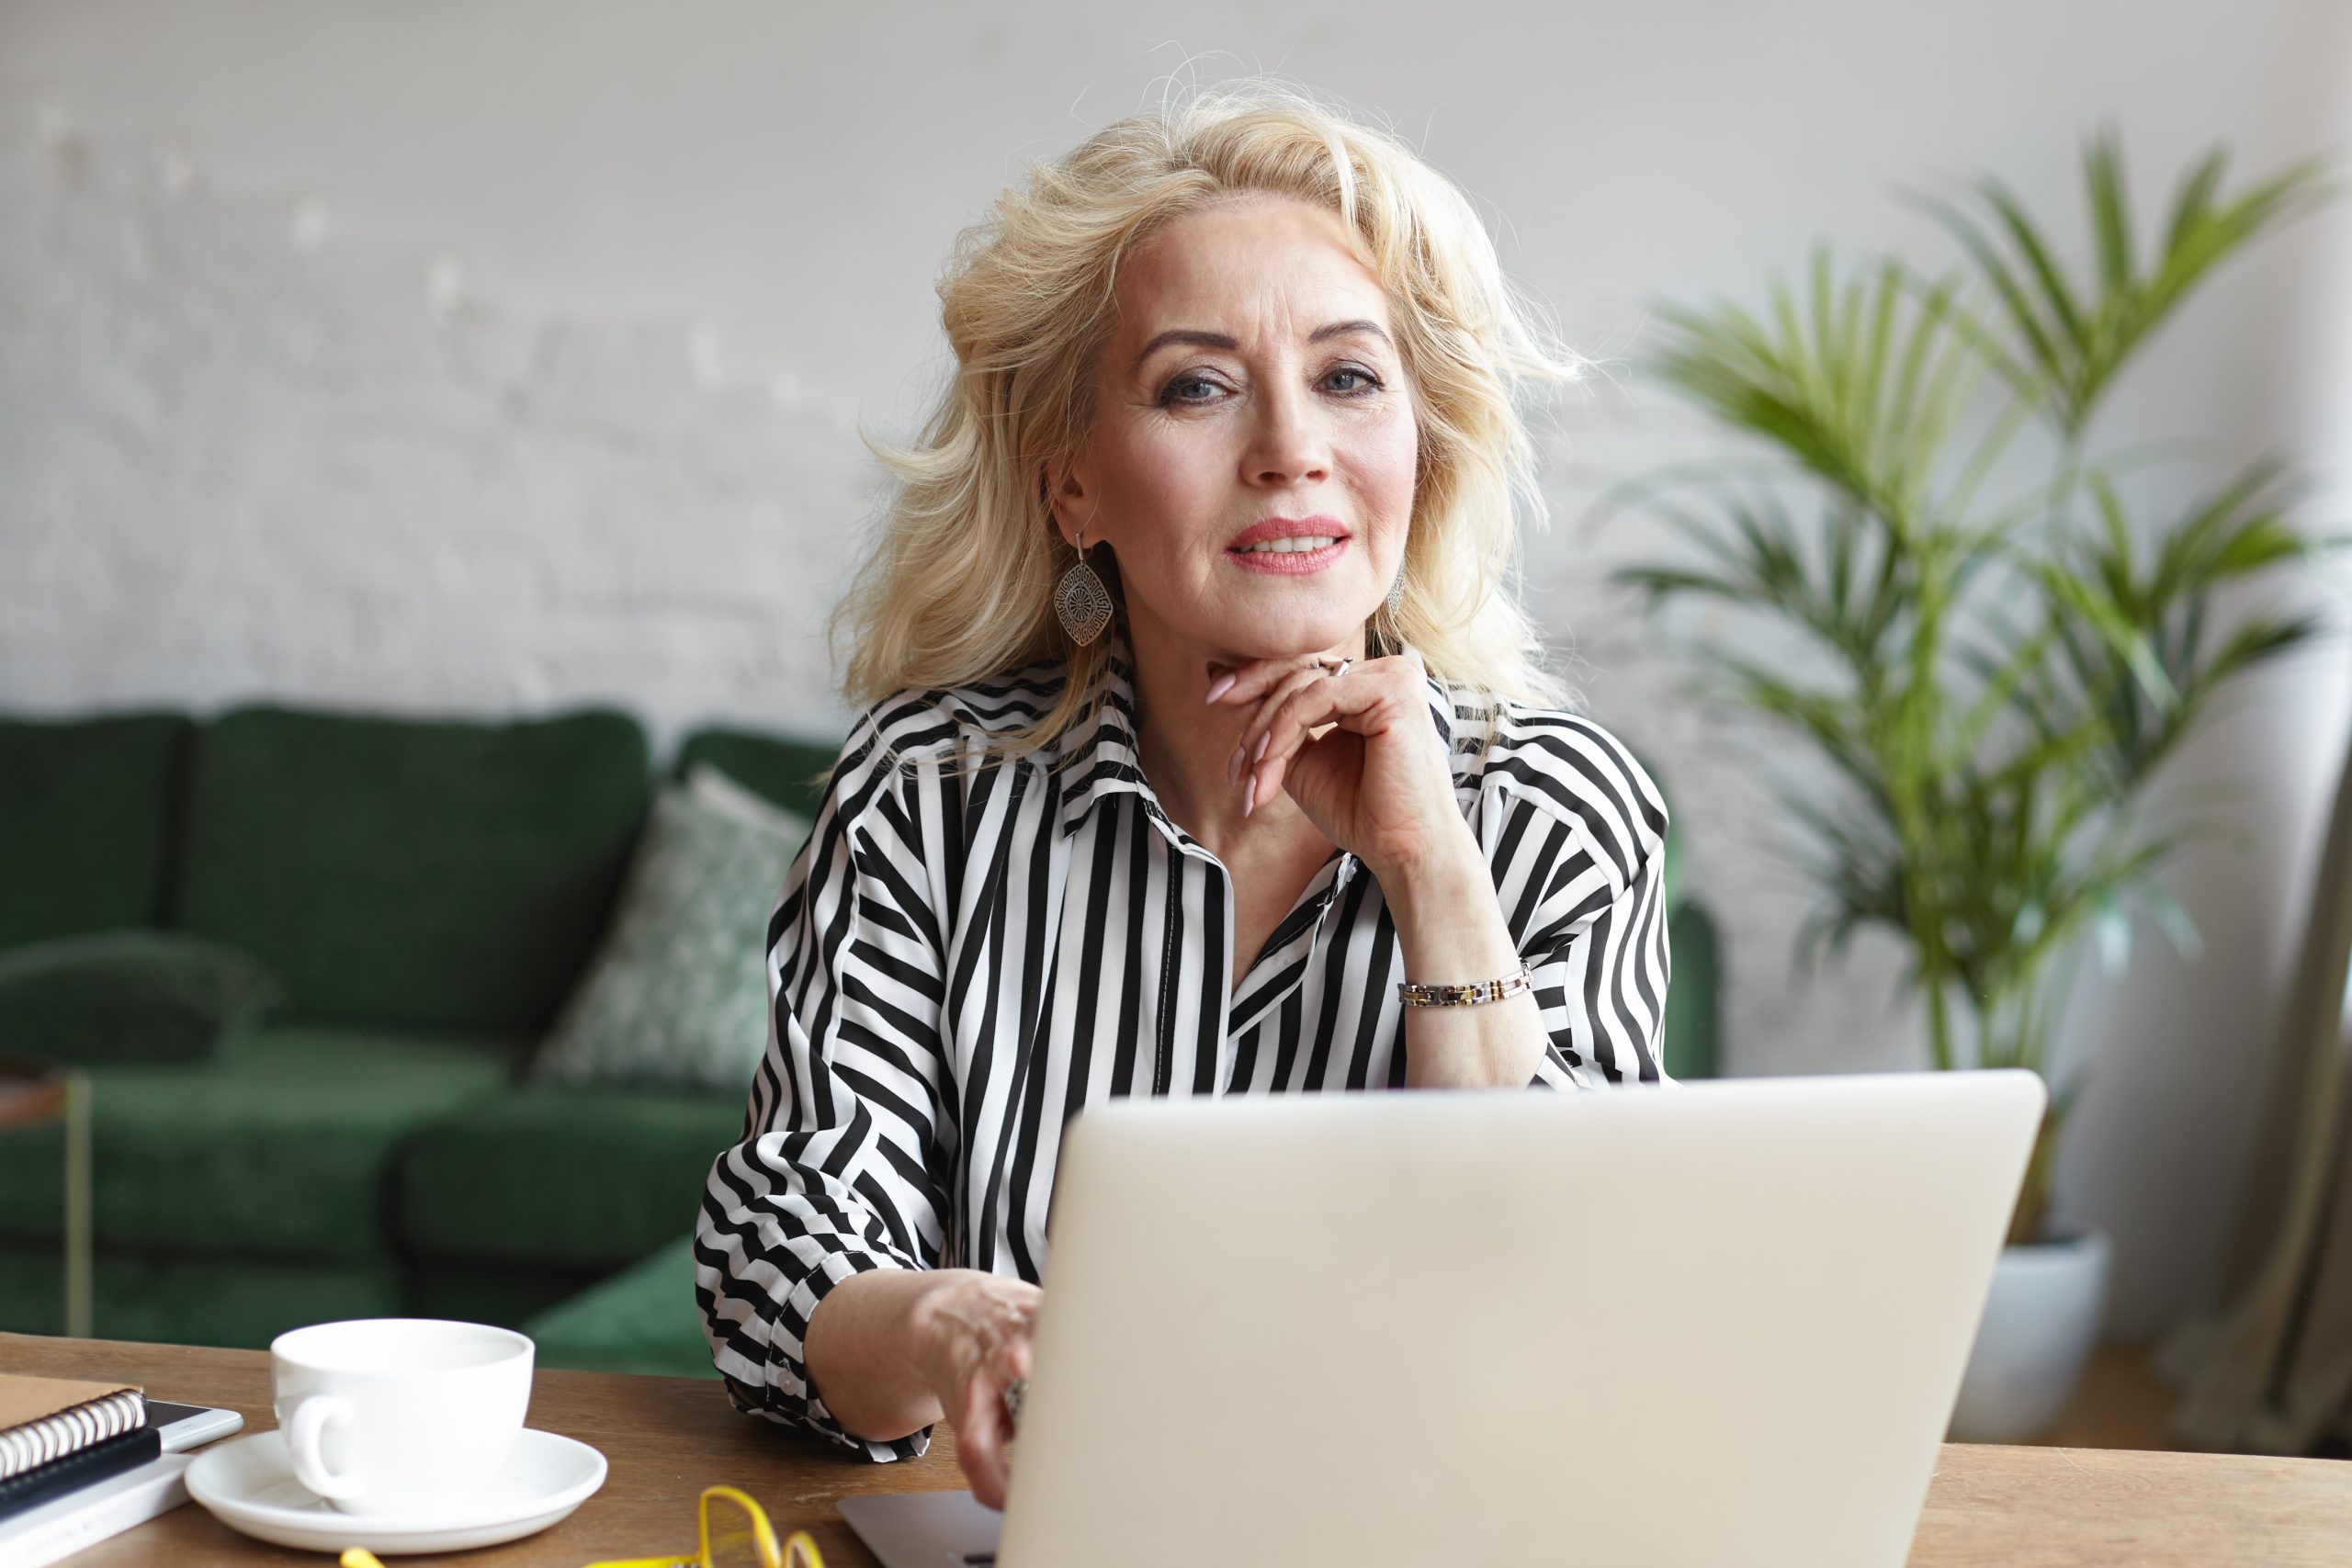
left=0, top=108, right=870, bottom=750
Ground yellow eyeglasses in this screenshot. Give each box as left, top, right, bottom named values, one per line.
left=339, top=1483, right=823, bottom=1568
left=577, top=1483, right=825, bottom=1568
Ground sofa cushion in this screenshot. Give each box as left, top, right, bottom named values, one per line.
left=398, top=1088, right=742, bottom=1269
left=0, top=714, right=188, bottom=947
left=529, top=767, right=809, bottom=1093
left=674, top=727, right=841, bottom=823
left=0, top=930, right=281, bottom=1066
left=405, top=1259, right=613, bottom=1334
left=174, top=707, right=650, bottom=1033
left=0, top=1027, right=520, bottom=1259
left=524, top=1235, right=718, bottom=1379
left=0, top=1247, right=402, bottom=1350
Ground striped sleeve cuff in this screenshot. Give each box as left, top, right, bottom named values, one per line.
left=704, top=1230, right=934, bottom=1462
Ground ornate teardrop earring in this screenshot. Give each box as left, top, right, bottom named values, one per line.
left=1055, top=525, right=1113, bottom=646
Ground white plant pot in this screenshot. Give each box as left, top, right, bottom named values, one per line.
left=1947, top=1223, right=2111, bottom=1443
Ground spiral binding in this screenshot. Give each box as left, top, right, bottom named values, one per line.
left=0, top=1388, right=147, bottom=1480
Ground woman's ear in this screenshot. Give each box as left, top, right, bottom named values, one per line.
left=1045, top=452, right=1093, bottom=547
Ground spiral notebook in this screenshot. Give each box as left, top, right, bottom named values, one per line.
left=0, top=1377, right=147, bottom=1482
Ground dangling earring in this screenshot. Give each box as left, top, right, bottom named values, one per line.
left=1055, top=525, right=1113, bottom=646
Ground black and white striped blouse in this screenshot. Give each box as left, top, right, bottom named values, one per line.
left=695, top=636, right=1674, bottom=1461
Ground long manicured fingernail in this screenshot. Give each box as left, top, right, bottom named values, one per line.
left=1243, top=773, right=1257, bottom=817
left=1205, top=671, right=1236, bottom=703
left=1250, top=731, right=1271, bottom=763
left=1227, top=746, right=1244, bottom=785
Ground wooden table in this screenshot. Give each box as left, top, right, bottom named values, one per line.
left=9, top=1332, right=2350, bottom=1566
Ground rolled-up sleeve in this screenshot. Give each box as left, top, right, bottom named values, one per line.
left=694, top=718, right=953, bottom=1461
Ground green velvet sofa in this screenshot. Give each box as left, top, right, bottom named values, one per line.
left=0, top=705, right=1721, bottom=1379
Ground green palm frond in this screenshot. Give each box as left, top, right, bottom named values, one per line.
left=1894, top=130, right=2342, bottom=438
left=1617, top=130, right=2342, bottom=1139
left=2052, top=452, right=2331, bottom=773
left=1611, top=485, right=1914, bottom=674
left=1642, top=248, right=2000, bottom=537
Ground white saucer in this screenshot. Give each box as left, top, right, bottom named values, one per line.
left=184, top=1427, right=607, bottom=1554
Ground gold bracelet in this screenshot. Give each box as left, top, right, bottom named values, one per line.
left=1396, top=966, right=1535, bottom=1008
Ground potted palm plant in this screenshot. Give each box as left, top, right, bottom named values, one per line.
left=1602, top=129, right=2341, bottom=1440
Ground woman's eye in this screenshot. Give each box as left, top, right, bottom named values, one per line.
left=1159, top=367, right=1383, bottom=407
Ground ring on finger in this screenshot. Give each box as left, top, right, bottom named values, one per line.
left=1322, top=656, right=1353, bottom=680
left=1004, top=1377, right=1029, bottom=1423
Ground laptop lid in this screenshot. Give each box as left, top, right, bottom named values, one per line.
left=989, top=1069, right=2044, bottom=1568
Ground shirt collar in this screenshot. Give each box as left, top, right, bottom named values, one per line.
left=1054, top=629, right=1464, bottom=840
left=1053, top=634, right=1153, bottom=836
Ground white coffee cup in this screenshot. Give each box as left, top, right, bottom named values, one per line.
left=270, top=1318, right=534, bottom=1516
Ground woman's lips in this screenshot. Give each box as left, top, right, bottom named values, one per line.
left=1226, top=537, right=1349, bottom=575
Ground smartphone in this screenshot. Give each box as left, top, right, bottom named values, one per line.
left=142, top=1400, right=243, bottom=1452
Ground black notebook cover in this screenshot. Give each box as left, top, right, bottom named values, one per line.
left=0, top=1424, right=164, bottom=1521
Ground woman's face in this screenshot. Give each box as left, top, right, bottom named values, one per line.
left=1053, top=194, right=1418, bottom=670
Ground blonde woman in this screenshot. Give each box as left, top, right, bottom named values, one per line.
left=695, top=82, right=1673, bottom=1509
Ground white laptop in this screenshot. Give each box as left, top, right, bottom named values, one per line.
left=838, top=1068, right=2046, bottom=1568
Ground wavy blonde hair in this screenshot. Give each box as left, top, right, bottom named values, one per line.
left=833, top=77, right=1588, bottom=760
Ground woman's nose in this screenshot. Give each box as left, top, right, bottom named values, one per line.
left=1246, top=378, right=1331, bottom=486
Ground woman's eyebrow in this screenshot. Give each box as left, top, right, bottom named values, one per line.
left=1129, top=319, right=1393, bottom=374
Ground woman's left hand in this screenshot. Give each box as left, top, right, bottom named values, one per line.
left=1209, top=651, right=1472, bottom=881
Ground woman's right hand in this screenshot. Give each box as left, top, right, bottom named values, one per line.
left=910, top=1269, right=1044, bottom=1510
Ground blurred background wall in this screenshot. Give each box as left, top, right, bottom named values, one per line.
left=3, top=0, right=2348, bottom=1341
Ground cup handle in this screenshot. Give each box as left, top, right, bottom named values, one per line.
left=285, top=1394, right=363, bottom=1501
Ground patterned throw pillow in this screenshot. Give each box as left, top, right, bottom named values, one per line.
left=529, top=764, right=811, bottom=1093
